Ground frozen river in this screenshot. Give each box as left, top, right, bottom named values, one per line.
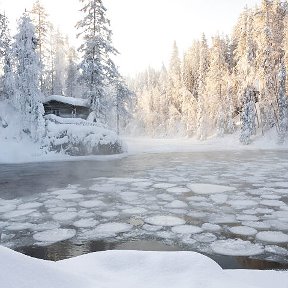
left=0, top=150, right=288, bottom=269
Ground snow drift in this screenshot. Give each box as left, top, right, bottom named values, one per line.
left=0, top=246, right=287, bottom=288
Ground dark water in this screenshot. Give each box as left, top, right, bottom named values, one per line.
left=16, top=239, right=288, bottom=270
left=1, top=150, right=288, bottom=270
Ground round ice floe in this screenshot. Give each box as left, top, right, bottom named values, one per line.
left=51, top=189, right=78, bottom=195
left=211, top=239, right=264, bottom=256
left=265, top=245, right=288, bottom=256
left=201, top=223, right=221, bottom=232
left=142, top=224, right=163, bottom=232
left=73, top=218, right=98, bottom=228
left=33, top=228, right=76, bottom=243
left=187, top=196, right=207, bottom=202
left=210, top=194, right=228, bottom=204
left=187, top=183, right=236, bottom=194
left=89, top=184, right=118, bottom=193
left=260, top=200, right=286, bottom=207
left=256, top=231, right=288, bottom=243
left=187, top=211, right=208, bottom=219
left=17, top=202, right=43, bottom=210
left=157, top=194, right=175, bottom=201
left=0, top=221, right=8, bottom=229
left=210, top=215, right=237, bottom=224
left=255, top=208, right=274, bottom=214
left=56, top=193, right=83, bottom=200
left=229, top=226, right=257, bottom=236
left=6, top=223, right=34, bottom=231
left=120, top=192, right=139, bottom=200
left=101, top=211, right=119, bottom=218
left=166, top=187, right=191, bottom=194
left=171, top=225, right=203, bottom=234
left=193, top=233, right=217, bottom=243
left=32, top=222, right=60, bottom=231
left=79, top=200, right=105, bottom=208
left=228, top=200, right=258, bottom=209
left=0, top=204, right=16, bottom=213
left=236, top=215, right=259, bottom=221
left=131, top=181, right=153, bottom=188
left=122, top=207, right=147, bottom=214
left=52, top=212, right=78, bottom=221
left=153, top=183, right=177, bottom=189
left=3, top=209, right=35, bottom=219
left=272, top=210, right=288, bottom=218
left=261, top=194, right=281, bottom=200
left=166, top=200, right=188, bottom=209
left=78, top=210, right=95, bottom=218
left=268, top=220, right=288, bottom=231
left=145, top=215, right=185, bottom=226
left=242, top=221, right=271, bottom=230
left=91, top=222, right=132, bottom=237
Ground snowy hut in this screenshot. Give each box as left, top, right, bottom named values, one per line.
left=43, top=95, right=91, bottom=119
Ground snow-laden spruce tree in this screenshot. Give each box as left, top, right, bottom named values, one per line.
left=0, top=12, right=15, bottom=101
left=30, top=0, right=50, bottom=93
left=277, top=62, right=288, bottom=143
left=13, top=13, right=45, bottom=142
left=76, top=0, right=119, bottom=123
left=196, top=34, right=209, bottom=140
left=52, top=30, right=67, bottom=95
left=65, top=47, right=81, bottom=98
left=114, top=76, right=133, bottom=135
left=240, top=86, right=256, bottom=145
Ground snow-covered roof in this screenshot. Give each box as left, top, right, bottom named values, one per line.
left=43, top=95, right=90, bottom=108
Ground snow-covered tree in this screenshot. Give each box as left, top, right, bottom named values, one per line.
left=114, top=77, right=133, bottom=135
left=240, top=86, right=256, bottom=144
left=13, top=13, right=45, bottom=141
left=0, top=12, right=15, bottom=101
left=277, top=62, right=288, bottom=143
left=65, top=47, right=81, bottom=98
left=52, top=30, right=67, bottom=95
left=76, top=0, right=119, bottom=123
left=30, top=0, right=50, bottom=92
left=196, top=33, right=209, bottom=140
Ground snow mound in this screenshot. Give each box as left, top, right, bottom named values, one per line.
left=33, top=228, right=76, bottom=243
left=145, top=215, right=185, bottom=226
left=1, top=247, right=288, bottom=288
left=45, top=119, right=125, bottom=156
left=256, top=231, right=288, bottom=243
left=211, top=239, right=264, bottom=256
left=187, top=183, right=236, bottom=194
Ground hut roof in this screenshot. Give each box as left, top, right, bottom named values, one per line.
left=43, top=95, right=90, bottom=108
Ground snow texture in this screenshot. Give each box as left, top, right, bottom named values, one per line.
left=1, top=246, right=288, bottom=288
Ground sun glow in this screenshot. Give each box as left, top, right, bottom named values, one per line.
left=0, top=0, right=261, bottom=75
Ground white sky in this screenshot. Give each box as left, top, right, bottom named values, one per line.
left=0, top=0, right=261, bottom=76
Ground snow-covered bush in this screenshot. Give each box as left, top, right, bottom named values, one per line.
left=44, top=117, right=126, bottom=156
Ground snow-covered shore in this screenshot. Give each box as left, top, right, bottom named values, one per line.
left=1, top=246, right=287, bottom=288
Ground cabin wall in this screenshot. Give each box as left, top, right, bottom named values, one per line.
left=43, top=101, right=90, bottom=119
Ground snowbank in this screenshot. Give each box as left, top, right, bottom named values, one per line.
left=0, top=246, right=287, bottom=288
left=45, top=118, right=125, bottom=156
left=124, top=130, right=288, bottom=155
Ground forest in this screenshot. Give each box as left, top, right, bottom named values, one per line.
left=0, top=0, right=287, bottom=150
